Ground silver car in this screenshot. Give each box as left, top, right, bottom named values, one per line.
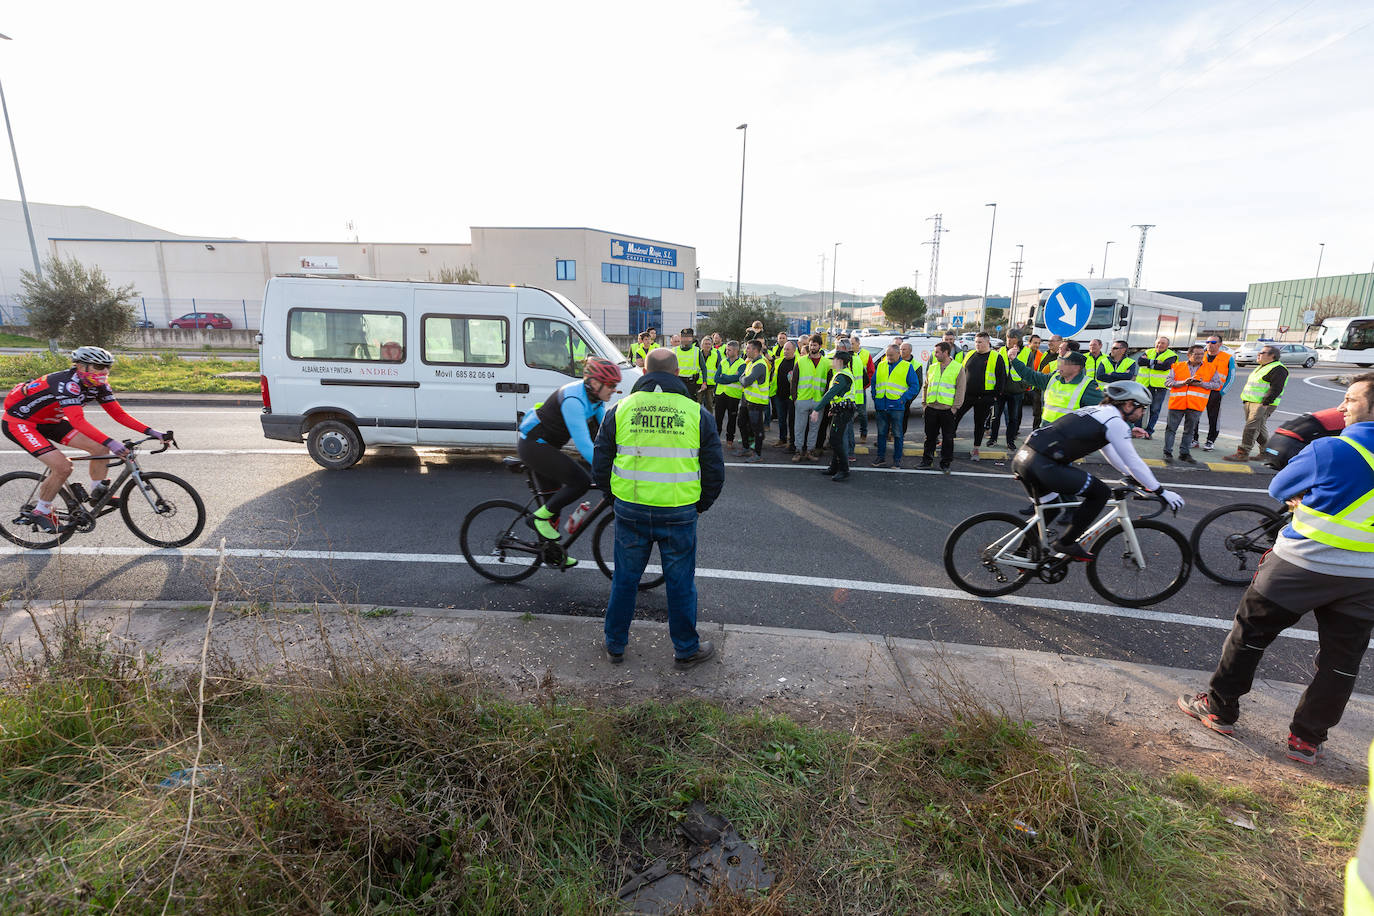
left=1234, top=341, right=1317, bottom=368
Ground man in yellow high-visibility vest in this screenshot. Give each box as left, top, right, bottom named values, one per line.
left=1226, top=344, right=1288, bottom=462
left=1180, top=372, right=1374, bottom=765
left=594, top=347, right=725, bottom=667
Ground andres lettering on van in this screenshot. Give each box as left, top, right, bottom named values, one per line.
left=360, top=366, right=400, bottom=378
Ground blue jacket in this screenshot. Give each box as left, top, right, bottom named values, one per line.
left=517, top=380, right=604, bottom=464
left=869, top=358, right=923, bottom=410
left=592, top=371, right=725, bottom=513
left=1272, top=420, right=1374, bottom=540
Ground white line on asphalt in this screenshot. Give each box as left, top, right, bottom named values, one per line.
left=1303, top=375, right=1349, bottom=394
left=0, top=544, right=1316, bottom=643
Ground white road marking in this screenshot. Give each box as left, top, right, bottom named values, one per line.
left=1303, top=375, right=1349, bottom=394
left=0, top=543, right=1315, bottom=643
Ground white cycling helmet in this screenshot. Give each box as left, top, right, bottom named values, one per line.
left=1104, top=380, right=1152, bottom=409
left=70, top=345, right=115, bottom=367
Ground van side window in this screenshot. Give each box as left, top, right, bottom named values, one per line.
left=288, top=309, right=406, bottom=362
left=523, top=318, right=591, bottom=377
left=422, top=315, right=510, bottom=366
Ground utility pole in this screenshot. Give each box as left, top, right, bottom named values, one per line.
left=913, top=268, right=920, bottom=292
left=922, top=213, right=948, bottom=319
left=817, top=252, right=826, bottom=327
left=1009, top=243, right=1024, bottom=330
left=1131, top=224, right=1155, bottom=287
left=830, top=242, right=841, bottom=331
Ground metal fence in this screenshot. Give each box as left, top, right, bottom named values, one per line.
left=0, top=296, right=263, bottom=331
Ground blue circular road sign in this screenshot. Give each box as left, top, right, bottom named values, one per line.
left=1044, top=282, right=1093, bottom=337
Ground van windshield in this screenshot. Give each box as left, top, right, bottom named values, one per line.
left=578, top=320, right=630, bottom=367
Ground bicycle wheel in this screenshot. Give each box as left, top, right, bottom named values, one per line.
left=591, top=511, right=665, bottom=590
left=460, top=499, right=543, bottom=583
left=120, top=472, right=207, bottom=548
left=1190, top=503, right=1281, bottom=586
left=943, top=511, right=1036, bottom=598
left=1086, top=520, right=1191, bottom=607
left=0, top=471, right=79, bottom=549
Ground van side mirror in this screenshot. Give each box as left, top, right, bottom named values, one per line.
left=1117, top=305, right=1129, bottom=323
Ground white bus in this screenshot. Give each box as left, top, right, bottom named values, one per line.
left=1313, top=315, right=1374, bottom=368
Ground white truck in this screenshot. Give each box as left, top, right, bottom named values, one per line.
left=1029, top=279, right=1202, bottom=351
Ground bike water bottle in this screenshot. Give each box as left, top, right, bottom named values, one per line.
left=70, top=483, right=89, bottom=503
left=566, top=501, right=592, bottom=535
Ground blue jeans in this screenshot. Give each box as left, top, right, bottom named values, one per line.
left=604, top=501, right=701, bottom=658
left=856, top=391, right=868, bottom=436
left=1146, top=388, right=1168, bottom=434
left=844, top=411, right=856, bottom=456
left=875, top=408, right=904, bottom=463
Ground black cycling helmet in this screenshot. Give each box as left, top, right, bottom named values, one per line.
left=1103, top=380, right=1152, bottom=409
left=70, top=345, right=115, bottom=367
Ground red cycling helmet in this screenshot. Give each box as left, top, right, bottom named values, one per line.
left=582, top=357, right=622, bottom=387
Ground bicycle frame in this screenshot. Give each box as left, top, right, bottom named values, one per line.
left=492, top=459, right=611, bottom=562
left=987, top=491, right=1153, bottom=573
left=21, top=436, right=169, bottom=531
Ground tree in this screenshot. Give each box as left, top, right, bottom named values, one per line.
left=698, top=291, right=788, bottom=342
left=881, top=287, right=926, bottom=329
left=431, top=264, right=481, bottom=284
left=1312, top=294, right=1362, bottom=327
left=19, top=256, right=137, bottom=349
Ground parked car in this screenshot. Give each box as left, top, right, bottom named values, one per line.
left=132, top=318, right=155, bottom=329
left=170, top=312, right=233, bottom=329
left=1234, top=341, right=1317, bottom=368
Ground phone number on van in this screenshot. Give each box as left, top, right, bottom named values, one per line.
left=433, top=369, right=498, bottom=379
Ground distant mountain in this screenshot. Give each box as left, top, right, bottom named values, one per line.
left=698, top=278, right=816, bottom=298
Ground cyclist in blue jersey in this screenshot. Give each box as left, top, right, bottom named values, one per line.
left=516, top=358, right=622, bottom=561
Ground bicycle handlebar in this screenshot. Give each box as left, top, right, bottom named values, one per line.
left=1111, top=478, right=1169, bottom=521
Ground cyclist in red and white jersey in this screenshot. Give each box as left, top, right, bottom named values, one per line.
left=2, top=346, right=168, bottom=531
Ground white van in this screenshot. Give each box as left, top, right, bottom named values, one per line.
left=257, top=275, right=639, bottom=469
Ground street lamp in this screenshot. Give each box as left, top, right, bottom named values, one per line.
left=1101, top=240, right=1115, bottom=280
left=980, top=202, right=997, bottom=330
left=830, top=241, right=841, bottom=330
left=1315, top=241, right=1325, bottom=278
left=734, top=123, right=747, bottom=300
left=1010, top=243, right=1024, bottom=329
left=0, top=34, right=41, bottom=283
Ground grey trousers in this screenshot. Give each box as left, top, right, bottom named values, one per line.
left=794, top=398, right=820, bottom=451
left=1238, top=401, right=1276, bottom=454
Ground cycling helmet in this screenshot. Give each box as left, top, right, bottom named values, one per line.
left=1104, top=380, right=1152, bottom=409
left=70, top=346, right=114, bottom=367
left=582, top=357, right=622, bottom=387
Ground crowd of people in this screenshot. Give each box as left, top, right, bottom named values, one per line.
left=624, top=323, right=1294, bottom=480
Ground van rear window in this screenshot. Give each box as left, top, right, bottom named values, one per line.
left=422, top=315, right=509, bottom=366
left=288, top=309, right=406, bottom=362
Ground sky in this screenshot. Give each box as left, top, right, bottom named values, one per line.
left=1, top=0, right=1371, bottom=298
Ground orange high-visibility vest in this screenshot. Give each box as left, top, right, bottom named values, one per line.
left=1168, top=361, right=1215, bottom=411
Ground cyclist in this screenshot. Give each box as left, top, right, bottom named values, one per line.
left=516, top=357, right=622, bottom=563
left=2, top=346, right=169, bottom=532
left=1011, top=380, right=1185, bottom=560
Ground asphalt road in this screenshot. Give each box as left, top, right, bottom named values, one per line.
left=0, top=370, right=1364, bottom=689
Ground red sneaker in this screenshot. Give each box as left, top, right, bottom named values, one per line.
left=1285, top=733, right=1324, bottom=765
left=25, top=507, right=61, bottom=533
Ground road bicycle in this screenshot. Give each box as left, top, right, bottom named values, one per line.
left=0, top=433, right=206, bottom=550
left=943, top=480, right=1191, bottom=607
left=1189, top=502, right=1288, bottom=586
left=459, top=456, right=664, bottom=588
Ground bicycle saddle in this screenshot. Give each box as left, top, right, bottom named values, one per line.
left=502, top=457, right=527, bottom=473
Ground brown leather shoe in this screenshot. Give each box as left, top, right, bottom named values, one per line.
left=1222, top=451, right=1250, bottom=461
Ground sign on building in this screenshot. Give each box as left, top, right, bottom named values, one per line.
left=298, top=255, right=340, bottom=273
left=611, top=239, right=677, bottom=267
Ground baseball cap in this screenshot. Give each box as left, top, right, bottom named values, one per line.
left=1062, top=352, right=1087, bottom=366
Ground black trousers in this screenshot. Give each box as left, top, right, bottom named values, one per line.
left=1028, top=388, right=1044, bottom=430
left=954, top=393, right=997, bottom=447
left=1205, top=390, right=1224, bottom=445
left=740, top=402, right=765, bottom=453
left=901, top=400, right=914, bottom=438
left=815, top=404, right=832, bottom=451
left=825, top=404, right=855, bottom=474
left=1207, top=553, right=1374, bottom=745
left=922, top=408, right=956, bottom=467
left=774, top=394, right=795, bottom=444
left=516, top=436, right=590, bottom=515
left=713, top=395, right=740, bottom=444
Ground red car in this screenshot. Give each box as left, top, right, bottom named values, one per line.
left=169, top=312, right=233, bottom=329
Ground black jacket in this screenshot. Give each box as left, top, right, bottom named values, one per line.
left=592, top=371, right=725, bottom=512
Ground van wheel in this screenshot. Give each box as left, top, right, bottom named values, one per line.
left=307, top=419, right=363, bottom=470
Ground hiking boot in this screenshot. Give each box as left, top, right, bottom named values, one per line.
left=1162, top=450, right=1173, bottom=460
left=675, top=640, right=715, bottom=667
left=1177, top=693, right=1235, bottom=735
left=1050, top=539, right=1094, bottom=562
left=1223, top=451, right=1250, bottom=462
left=606, top=645, right=625, bottom=665
left=872, top=457, right=888, bottom=467
left=1285, top=733, right=1324, bottom=765
left=792, top=450, right=807, bottom=463
left=1179, top=453, right=1197, bottom=464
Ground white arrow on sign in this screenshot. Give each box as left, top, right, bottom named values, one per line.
left=1055, top=292, right=1076, bottom=328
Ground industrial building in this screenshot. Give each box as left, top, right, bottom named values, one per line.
left=1243, top=272, right=1374, bottom=341
left=0, top=200, right=698, bottom=335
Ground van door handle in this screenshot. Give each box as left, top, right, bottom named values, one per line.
left=496, top=382, right=529, bottom=393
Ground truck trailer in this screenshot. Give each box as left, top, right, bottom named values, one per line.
left=1028, top=279, right=1202, bottom=352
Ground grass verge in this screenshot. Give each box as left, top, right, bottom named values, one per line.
left=0, top=332, right=43, bottom=347
left=0, top=616, right=1360, bottom=915
left=0, top=351, right=259, bottom=394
